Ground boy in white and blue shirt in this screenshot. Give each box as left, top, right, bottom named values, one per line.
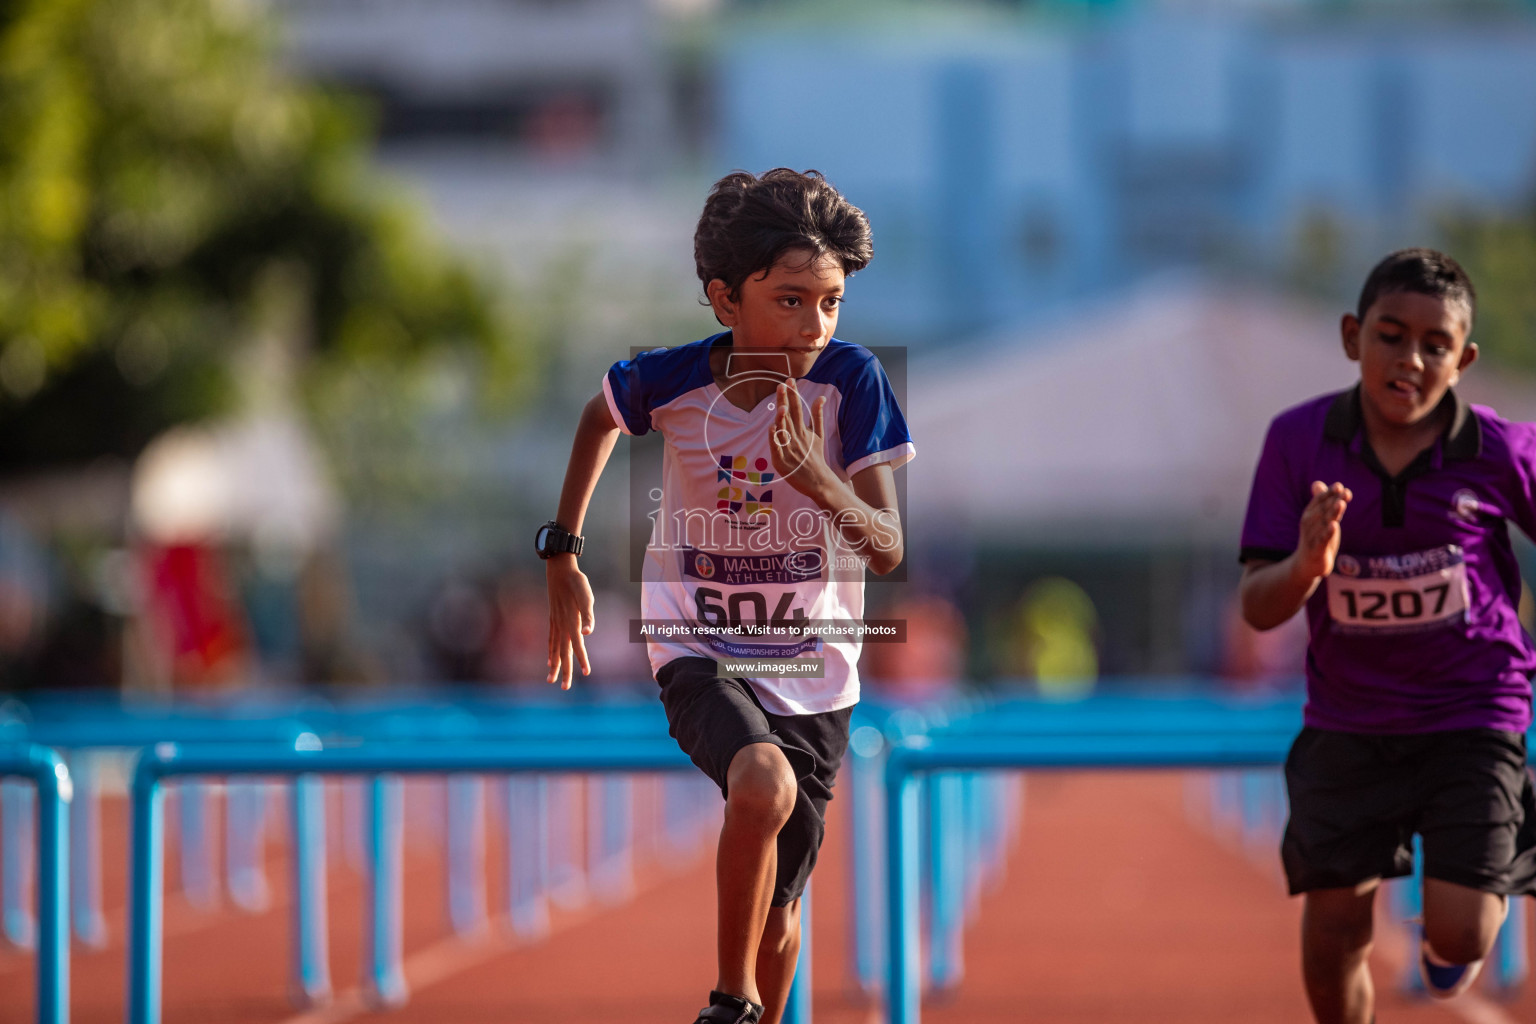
left=541, top=168, right=913, bottom=1024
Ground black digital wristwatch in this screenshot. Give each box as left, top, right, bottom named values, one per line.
left=534, top=520, right=584, bottom=559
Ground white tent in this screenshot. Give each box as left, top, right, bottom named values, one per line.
left=906, top=277, right=1536, bottom=544
left=132, top=413, right=339, bottom=558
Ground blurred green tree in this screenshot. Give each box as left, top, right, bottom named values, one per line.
left=1445, top=211, right=1536, bottom=374
left=0, top=0, right=522, bottom=478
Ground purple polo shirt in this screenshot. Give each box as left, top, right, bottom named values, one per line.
left=1240, top=386, right=1536, bottom=734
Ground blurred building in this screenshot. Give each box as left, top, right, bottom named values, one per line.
left=271, top=0, right=1536, bottom=350
left=268, top=0, right=721, bottom=372
left=272, top=0, right=707, bottom=172
left=268, top=0, right=1536, bottom=349
left=720, top=5, right=1536, bottom=342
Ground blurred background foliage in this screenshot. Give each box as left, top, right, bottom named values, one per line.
left=0, top=0, right=526, bottom=484
left=1446, top=210, right=1536, bottom=373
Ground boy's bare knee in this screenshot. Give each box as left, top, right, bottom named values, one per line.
left=1422, top=882, right=1504, bottom=963
left=1424, top=921, right=1495, bottom=965
left=726, top=743, right=797, bottom=828
left=1422, top=900, right=1502, bottom=965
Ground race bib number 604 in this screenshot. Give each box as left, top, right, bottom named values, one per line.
left=1326, top=546, right=1469, bottom=635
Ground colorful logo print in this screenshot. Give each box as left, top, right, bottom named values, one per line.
left=717, top=455, right=775, bottom=517
left=693, top=552, right=716, bottom=579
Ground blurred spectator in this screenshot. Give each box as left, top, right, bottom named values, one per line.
left=234, top=541, right=302, bottom=685
left=483, top=572, right=650, bottom=691
left=485, top=566, right=551, bottom=687
left=31, top=575, right=120, bottom=690
left=295, top=545, right=378, bottom=687
left=137, top=542, right=250, bottom=692
left=0, top=513, right=46, bottom=690
left=862, top=590, right=968, bottom=704
left=0, top=578, right=34, bottom=683
left=424, top=573, right=498, bottom=683
left=0, top=517, right=125, bottom=692
left=1218, top=591, right=1307, bottom=690
left=124, top=414, right=346, bottom=692
left=995, top=577, right=1099, bottom=699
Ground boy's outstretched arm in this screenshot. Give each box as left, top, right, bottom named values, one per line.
left=546, top=392, right=621, bottom=689
left=1240, top=481, right=1352, bottom=631
left=848, top=462, right=903, bottom=574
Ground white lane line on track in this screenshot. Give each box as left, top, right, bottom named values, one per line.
left=0, top=884, right=293, bottom=976
left=274, top=902, right=617, bottom=1024
left=273, top=856, right=703, bottom=1024
left=1451, top=996, right=1525, bottom=1024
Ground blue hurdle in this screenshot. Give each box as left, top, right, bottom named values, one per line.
left=445, top=773, right=488, bottom=936
left=902, top=695, right=1302, bottom=999
left=0, top=743, right=72, bottom=1024
left=506, top=775, right=551, bottom=937
left=883, top=709, right=1536, bottom=1024
left=1496, top=895, right=1530, bottom=989
left=2, top=776, right=35, bottom=948
left=785, top=878, right=813, bottom=1024
left=127, top=734, right=818, bottom=1024
left=844, top=696, right=1020, bottom=998
left=364, top=772, right=407, bottom=1008
left=883, top=727, right=1301, bottom=1024
left=7, top=694, right=722, bottom=1015
left=18, top=712, right=311, bottom=948
left=67, top=751, right=108, bottom=947
left=303, top=701, right=708, bottom=994
left=847, top=722, right=888, bottom=994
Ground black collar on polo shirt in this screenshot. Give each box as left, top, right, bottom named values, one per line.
left=1322, top=384, right=1482, bottom=527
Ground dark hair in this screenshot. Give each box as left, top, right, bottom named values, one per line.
left=694, top=168, right=872, bottom=303
left=1356, top=247, right=1476, bottom=326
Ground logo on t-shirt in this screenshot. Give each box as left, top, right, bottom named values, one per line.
left=681, top=548, right=823, bottom=585
left=717, top=455, right=775, bottom=519
left=1450, top=488, right=1482, bottom=523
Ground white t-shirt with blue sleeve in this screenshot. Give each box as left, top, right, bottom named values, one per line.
left=603, top=332, right=916, bottom=715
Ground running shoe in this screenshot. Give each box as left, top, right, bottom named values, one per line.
left=1419, top=943, right=1484, bottom=998
left=1419, top=896, right=1508, bottom=999
left=691, top=990, right=764, bottom=1023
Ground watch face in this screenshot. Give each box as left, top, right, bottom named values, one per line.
left=535, top=525, right=551, bottom=552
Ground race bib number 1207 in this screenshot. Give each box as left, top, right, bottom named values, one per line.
left=1326, top=545, right=1469, bottom=635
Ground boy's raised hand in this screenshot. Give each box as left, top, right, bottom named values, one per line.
left=546, top=557, right=594, bottom=689
left=1295, top=481, right=1352, bottom=581
left=771, top=380, right=832, bottom=494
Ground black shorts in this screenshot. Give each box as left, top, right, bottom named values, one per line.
left=655, top=656, right=853, bottom=907
left=1282, top=726, right=1536, bottom=897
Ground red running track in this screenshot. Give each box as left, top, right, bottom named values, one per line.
left=1, top=771, right=1532, bottom=1023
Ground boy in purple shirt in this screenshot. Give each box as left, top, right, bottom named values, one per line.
left=1240, top=249, right=1536, bottom=1021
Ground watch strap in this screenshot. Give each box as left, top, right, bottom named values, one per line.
left=538, top=520, right=584, bottom=558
